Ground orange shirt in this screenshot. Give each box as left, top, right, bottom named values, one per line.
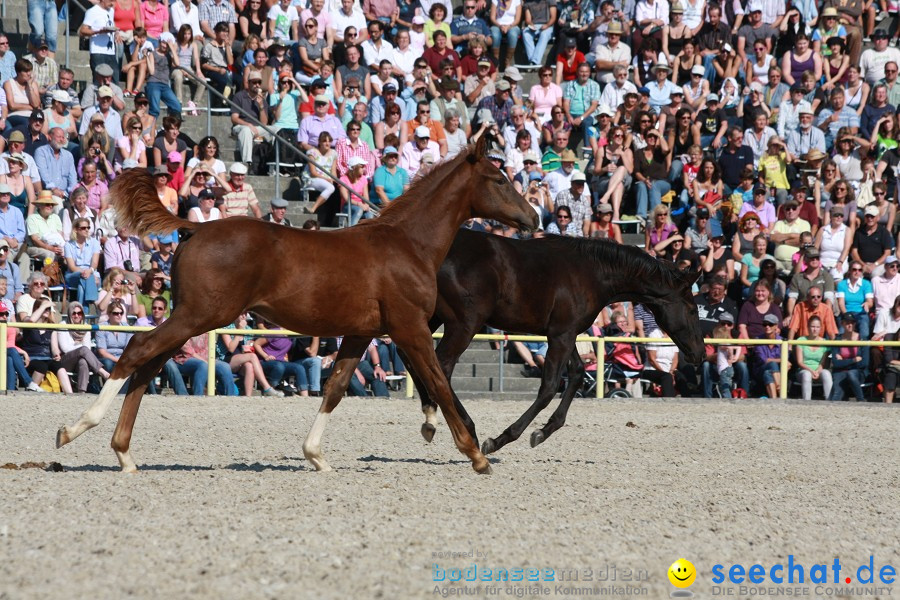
left=788, top=302, right=838, bottom=339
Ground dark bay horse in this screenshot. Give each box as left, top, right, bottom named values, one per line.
left=55, top=138, right=539, bottom=474
left=412, top=230, right=705, bottom=454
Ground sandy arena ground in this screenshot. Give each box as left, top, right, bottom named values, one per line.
left=1, top=394, right=899, bottom=600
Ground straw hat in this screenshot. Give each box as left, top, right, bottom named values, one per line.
left=33, top=190, right=57, bottom=205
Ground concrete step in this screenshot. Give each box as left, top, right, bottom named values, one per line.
left=450, top=375, right=542, bottom=393
left=459, top=362, right=548, bottom=378
left=458, top=347, right=505, bottom=363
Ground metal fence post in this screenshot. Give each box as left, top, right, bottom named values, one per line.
left=595, top=338, right=603, bottom=398
left=274, top=139, right=281, bottom=199
left=206, top=86, right=212, bottom=138
left=207, top=331, right=216, bottom=396
left=498, top=333, right=505, bottom=393
left=64, top=0, right=69, bottom=67
left=779, top=340, right=790, bottom=399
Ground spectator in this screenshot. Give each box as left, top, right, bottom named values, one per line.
left=171, top=333, right=236, bottom=396
left=771, top=199, right=811, bottom=274
left=268, top=0, right=300, bottom=44
left=30, top=126, right=75, bottom=202
left=199, top=0, right=237, bottom=41
left=264, top=198, right=291, bottom=226
left=545, top=205, right=579, bottom=236
left=43, top=68, right=81, bottom=121
left=102, top=227, right=141, bottom=282
left=713, top=318, right=742, bottom=397
left=464, top=57, right=496, bottom=106
left=696, top=275, right=737, bottom=335
left=828, top=312, right=867, bottom=401
left=589, top=204, right=623, bottom=242
left=80, top=0, right=119, bottom=81
left=520, top=0, right=557, bottom=66
left=0, top=154, right=35, bottom=217
left=373, top=146, right=409, bottom=205
left=430, top=79, right=468, bottom=133
left=25, top=38, right=57, bottom=102
left=22, top=188, right=62, bottom=269
left=53, top=302, right=110, bottom=393
left=0, top=236, right=20, bottom=302
left=562, top=63, right=601, bottom=147
left=739, top=234, right=774, bottom=294
left=399, top=125, right=440, bottom=179
left=298, top=94, right=345, bottom=151
left=4, top=60, right=41, bottom=130
left=0, top=34, right=16, bottom=85
left=150, top=233, right=176, bottom=277
left=551, top=171, right=590, bottom=236
left=787, top=247, right=836, bottom=316
left=788, top=285, right=838, bottom=339
left=753, top=313, right=783, bottom=398
left=335, top=119, right=377, bottom=177
left=96, top=300, right=135, bottom=373
left=201, top=23, right=236, bottom=101
left=79, top=87, right=124, bottom=141
left=221, top=163, right=261, bottom=218
left=306, top=131, right=338, bottom=214
left=151, top=166, right=178, bottom=215
left=63, top=216, right=101, bottom=308
left=815, top=206, right=852, bottom=280
left=786, top=105, right=827, bottom=157
left=339, top=155, right=372, bottom=226
left=172, top=0, right=203, bottom=42
left=369, top=81, right=400, bottom=126
left=188, top=188, right=222, bottom=222
left=738, top=278, right=783, bottom=339
left=489, top=0, right=522, bottom=69
left=851, top=204, right=895, bottom=278
left=144, top=33, right=182, bottom=119
left=794, top=315, right=833, bottom=399
left=97, top=268, right=137, bottom=319
left=817, top=87, right=860, bottom=151
left=231, top=71, right=272, bottom=166
left=217, top=313, right=283, bottom=397
left=633, top=128, right=670, bottom=218
left=19, top=297, right=63, bottom=389
left=860, top=83, right=895, bottom=140
left=15, top=272, right=48, bottom=320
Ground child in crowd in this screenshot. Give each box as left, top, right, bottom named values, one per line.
left=122, top=27, right=153, bottom=96
left=714, top=318, right=742, bottom=397
left=680, top=145, right=702, bottom=207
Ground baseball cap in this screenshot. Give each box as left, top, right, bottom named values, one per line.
left=159, top=32, right=176, bottom=45
left=412, top=15, right=425, bottom=24
left=496, top=79, right=511, bottom=91
left=691, top=65, right=705, bottom=76
left=637, top=86, right=650, bottom=95
left=718, top=312, right=735, bottom=324
left=0, top=184, right=11, bottom=195
left=866, top=205, right=880, bottom=216
left=886, top=255, right=899, bottom=264
left=696, top=207, right=710, bottom=219
left=564, top=37, right=577, bottom=48
left=383, top=146, right=399, bottom=156
left=348, top=156, right=367, bottom=168
left=707, top=93, right=719, bottom=102
left=198, top=188, right=216, bottom=200
left=528, top=171, right=543, bottom=181
left=51, top=90, right=70, bottom=104
left=383, top=82, right=398, bottom=93
left=790, top=83, right=804, bottom=93
left=311, top=78, right=327, bottom=88
left=753, top=185, right=767, bottom=195
left=30, top=108, right=44, bottom=121
left=762, top=313, right=779, bottom=325
left=415, top=125, right=431, bottom=138
left=97, top=86, right=114, bottom=98
left=504, top=66, right=523, bottom=81
left=477, top=58, right=492, bottom=67
left=314, top=94, right=329, bottom=104
left=597, top=203, right=613, bottom=214
left=523, top=151, right=540, bottom=164
left=37, top=37, right=49, bottom=49
left=166, top=151, right=182, bottom=163
left=157, top=232, right=178, bottom=244
left=247, top=70, right=263, bottom=82
left=830, top=206, right=845, bottom=217
left=873, top=29, right=890, bottom=39
left=805, top=247, right=820, bottom=258
left=439, top=78, right=459, bottom=91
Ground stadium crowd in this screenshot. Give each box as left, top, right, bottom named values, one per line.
left=1, top=0, right=900, bottom=398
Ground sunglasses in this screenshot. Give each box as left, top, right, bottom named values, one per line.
left=807, top=295, right=822, bottom=299
left=32, top=282, right=45, bottom=287
left=110, top=311, right=124, bottom=316
left=557, top=215, right=571, bottom=220
left=151, top=306, right=166, bottom=311
left=71, top=310, right=84, bottom=316
left=76, top=226, right=90, bottom=230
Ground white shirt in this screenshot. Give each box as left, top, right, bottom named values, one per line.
left=362, top=38, right=395, bottom=68
left=874, top=308, right=900, bottom=336
left=171, top=1, right=203, bottom=39
left=268, top=4, right=300, bottom=40
left=492, top=0, right=521, bottom=26
left=329, top=6, right=366, bottom=42
left=859, top=47, right=900, bottom=86
left=594, top=43, right=632, bottom=83
left=599, top=80, right=637, bottom=110
left=392, top=46, right=422, bottom=85
left=635, top=0, right=670, bottom=25
left=84, top=5, right=116, bottom=56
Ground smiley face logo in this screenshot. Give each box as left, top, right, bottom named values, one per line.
left=668, top=559, right=696, bottom=588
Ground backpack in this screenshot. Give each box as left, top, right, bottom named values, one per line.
left=39, top=372, right=61, bottom=393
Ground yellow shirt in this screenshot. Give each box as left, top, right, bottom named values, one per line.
left=759, top=151, right=789, bottom=190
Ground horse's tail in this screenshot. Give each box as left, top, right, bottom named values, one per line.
left=111, top=168, right=196, bottom=236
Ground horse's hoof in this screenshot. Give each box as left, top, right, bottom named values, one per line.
left=56, top=426, right=70, bottom=449
left=481, top=438, right=497, bottom=455
left=530, top=430, right=546, bottom=448
left=421, top=422, right=436, bottom=443
left=474, top=461, right=493, bottom=475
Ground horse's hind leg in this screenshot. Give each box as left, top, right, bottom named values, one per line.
left=530, top=348, right=585, bottom=448
left=392, top=324, right=490, bottom=474
left=302, top=336, right=369, bottom=472
left=110, top=351, right=176, bottom=472
left=481, top=335, right=575, bottom=455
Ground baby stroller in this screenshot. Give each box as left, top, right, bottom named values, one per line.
left=600, top=322, right=644, bottom=398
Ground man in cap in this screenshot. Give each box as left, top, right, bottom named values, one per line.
left=299, top=78, right=335, bottom=118
left=22, top=109, right=49, bottom=156
left=776, top=83, right=811, bottom=138
left=24, top=38, right=57, bottom=99
left=464, top=57, right=496, bottom=105
left=771, top=198, right=812, bottom=274
left=79, top=0, right=118, bottom=82
left=429, top=78, right=468, bottom=131
left=694, top=93, right=729, bottom=149
left=816, top=87, right=860, bottom=151
left=231, top=70, right=272, bottom=166
left=79, top=86, right=123, bottom=140
left=544, top=148, right=577, bottom=199
left=368, top=81, right=399, bottom=124
left=592, top=20, right=630, bottom=84
left=34, top=128, right=77, bottom=199
left=852, top=204, right=895, bottom=277
left=860, top=29, right=900, bottom=86
left=264, top=198, right=292, bottom=226
left=777, top=184, right=820, bottom=233
left=736, top=2, right=776, bottom=65
left=718, top=127, right=755, bottom=193
left=79, top=63, right=125, bottom=111
left=200, top=22, right=235, bottom=101
left=860, top=83, right=896, bottom=139
left=476, top=78, right=514, bottom=130
left=220, top=163, right=261, bottom=219
left=562, top=62, right=601, bottom=147
left=373, top=146, right=409, bottom=204
left=787, top=247, right=836, bottom=315
left=450, top=0, right=491, bottom=54
left=407, top=100, right=448, bottom=156
left=599, top=64, right=637, bottom=110
left=22, top=189, right=64, bottom=278
left=0, top=131, right=40, bottom=187
left=298, top=94, right=345, bottom=151
left=0, top=34, right=16, bottom=85
left=552, top=170, right=592, bottom=236
left=400, top=126, right=440, bottom=179
left=872, top=255, right=900, bottom=312
left=786, top=105, right=827, bottom=157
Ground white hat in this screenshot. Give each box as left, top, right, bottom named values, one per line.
left=229, top=162, right=248, bottom=175
left=865, top=204, right=880, bottom=217
left=691, top=65, right=705, bottom=76
left=570, top=171, right=587, bottom=183
left=415, top=125, right=431, bottom=138
left=798, top=105, right=815, bottom=116
left=159, top=32, right=176, bottom=45
left=51, top=90, right=70, bottom=104
left=412, top=15, right=425, bottom=24
left=598, top=105, right=615, bottom=117
left=348, top=156, right=368, bottom=168
left=707, top=93, right=719, bottom=102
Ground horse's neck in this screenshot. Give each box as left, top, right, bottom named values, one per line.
left=585, top=250, right=664, bottom=307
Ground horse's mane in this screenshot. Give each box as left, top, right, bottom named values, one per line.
left=374, top=145, right=476, bottom=226
left=540, top=235, right=693, bottom=290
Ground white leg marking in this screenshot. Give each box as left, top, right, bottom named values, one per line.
left=56, top=377, right=128, bottom=448
left=115, top=449, right=138, bottom=473
left=424, top=405, right=438, bottom=427
left=302, top=411, right=332, bottom=472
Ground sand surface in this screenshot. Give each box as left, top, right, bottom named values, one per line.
left=1, top=394, right=898, bottom=600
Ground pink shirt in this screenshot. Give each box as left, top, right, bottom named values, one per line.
left=339, top=174, right=369, bottom=206
left=140, top=0, right=170, bottom=39
left=529, top=83, right=563, bottom=116
left=300, top=7, right=331, bottom=39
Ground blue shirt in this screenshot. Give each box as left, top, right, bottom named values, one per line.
left=96, top=329, right=133, bottom=358
left=0, top=260, right=21, bottom=299
left=0, top=204, right=25, bottom=244
left=0, top=51, right=16, bottom=85
left=837, top=278, right=874, bottom=313
left=64, top=237, right=101, bottom=269
left=373, top=165, right=409, bottom=201
left=647, top=79, right=679, bottom=114
left=34, top=145, right=78, bottom=192
left=450, top=16, right=490, bottom=53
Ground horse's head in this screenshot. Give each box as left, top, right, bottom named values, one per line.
left=465, top=135, right=540, bottom=232
left=642, top=267, right=706, bottom=365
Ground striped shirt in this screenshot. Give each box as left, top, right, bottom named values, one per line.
left=335, top=138, right=378, bottom=178
left=198, top=0, right=237, bottom=28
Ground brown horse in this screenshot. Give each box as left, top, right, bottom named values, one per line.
left=55, top=137, right=539, bottom=474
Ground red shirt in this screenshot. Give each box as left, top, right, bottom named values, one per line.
left=299, top=99, right=336, bottom=116
left=556, top=51, right=585, bottom=82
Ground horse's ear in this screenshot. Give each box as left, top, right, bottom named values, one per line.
left=472, top=132, right=489, bottom=162
left=680, top=267, right=702, bottom=286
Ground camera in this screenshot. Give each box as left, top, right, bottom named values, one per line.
left=123, top=259, right=133, bottom=272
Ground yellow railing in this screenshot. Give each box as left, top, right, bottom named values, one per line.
left=0, top=323, right=892, bottom=399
